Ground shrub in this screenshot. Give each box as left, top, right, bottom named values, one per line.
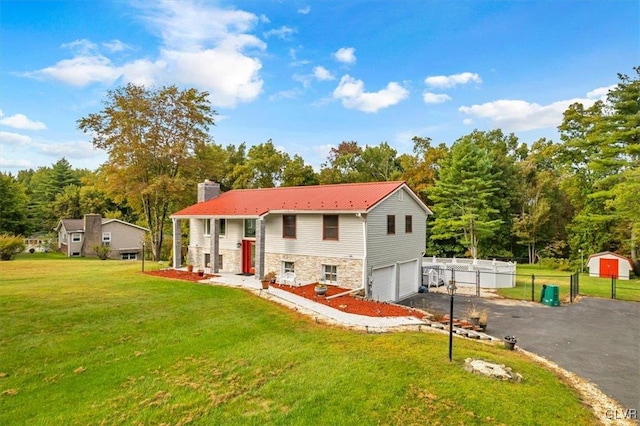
left=0, top=234, right=26, bottom=260
left=539, top=257, right=572, bottom=271
left=93, top=244, right=111, bottom=260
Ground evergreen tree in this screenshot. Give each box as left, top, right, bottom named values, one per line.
left=0, top=173, right=30, bottom=235
left=428, top=137, right=503, bottom=258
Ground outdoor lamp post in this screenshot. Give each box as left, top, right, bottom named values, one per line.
left=579, top=249, right=583, bottom=273
left=447, top=280, right=457, bottom=361
left=142, top=242, right=145, bottom=272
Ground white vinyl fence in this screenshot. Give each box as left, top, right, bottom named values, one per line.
left=421, top=257, right=516, bottom=289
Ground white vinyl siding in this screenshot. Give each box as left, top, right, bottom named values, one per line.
left=264, top=213, right=364, bottom=259
left=366, top=187, right=426, bottom=269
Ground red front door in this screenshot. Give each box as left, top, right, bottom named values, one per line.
left=241, top=240, right=256, bottom=275
left=600, top=258, right=618, bottom=278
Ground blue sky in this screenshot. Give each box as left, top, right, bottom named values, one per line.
left=1, top=0, right=638, bottom=174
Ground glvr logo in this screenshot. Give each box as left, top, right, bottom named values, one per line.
left=605, top=408, right=637, bottom=420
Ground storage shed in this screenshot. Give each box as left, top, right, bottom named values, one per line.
left=586, top=251, right=633, bottom=280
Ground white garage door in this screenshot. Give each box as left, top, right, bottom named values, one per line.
left=398, top=260, right=419, bottom=299
left=371, top=265, right=396, bottom=302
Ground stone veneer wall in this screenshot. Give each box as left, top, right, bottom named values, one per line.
left=188, top=246, right=241, bottom=274
left=220, top=249, right=241, bottom=273
left=264, top=253, right=363, bottom=289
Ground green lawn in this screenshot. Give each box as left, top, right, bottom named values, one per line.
left=497, top=264, right=640, bottom=302
left=1, top=254, right=597, bottom=425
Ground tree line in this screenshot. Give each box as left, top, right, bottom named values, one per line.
left=1, top=68, right=638, bottom=272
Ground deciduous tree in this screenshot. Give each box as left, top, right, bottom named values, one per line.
left=78, top=84, right=216, bottom=260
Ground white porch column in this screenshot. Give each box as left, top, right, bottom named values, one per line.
left=172, top=218, right=182, bottom=269
left=255, top=218, right=266, bottom=279
left=211, top=219, right=220, bottom=273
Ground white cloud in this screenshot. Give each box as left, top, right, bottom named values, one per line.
left=458, top=96, right=599, bottom=132
left=0, top=157, right=32, bottom=168
left=298, top=6, right=311, bottom=15
left=264, top=26, right=296, bottom=40
left=23, top=1, right=266, bottom=108
left=332, top=75, right=408, bottom=113
left=102, top=40, right=131, bottom=52
left=463, top=118, right=473, bottom=125
left=119, top=58, right=166, bottom=86
left=313, top=66, right=334, bottom=81
left=422, top=92, right=451, bottom=104
left=313, top=143, right=334, bottom=159
left=26, top=55, right=121, bottom=86
left=269, top=88, right=303, bottom=101
left=587, top=84, right=616, bottom=99
left=0, top=113, right=47, bottom=130
left=424, top=72, right=481, bottom=88
left=334, top=47, right=356, bottom=65
left=34, top=140, right=97, bottom=158
left=162, top=48, right=263, bottom=107
left=0, top=131, right=32, bottom=146
left=61, top=39, right=98, bottom=54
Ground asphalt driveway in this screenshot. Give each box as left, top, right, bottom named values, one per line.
left=400, top=292, right=640, bottom=411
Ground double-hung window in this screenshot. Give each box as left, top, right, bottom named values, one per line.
left=387, top=215, right=396, bottom=234
left=405, top=215, right=413, bottom=233
left=244, top=219, right=256, bottom=238
left=323, top=215, right=338, bottom=240
left=283, top=215, right=296, bottom=238
left=322, top=264, right=338, bottom=283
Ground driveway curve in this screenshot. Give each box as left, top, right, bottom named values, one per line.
left=400, top=293, right=640, bottom=411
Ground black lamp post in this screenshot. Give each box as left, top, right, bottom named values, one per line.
left=447, top=280, right=457, bottom=361
left=141, top=242, right=145, bottom=272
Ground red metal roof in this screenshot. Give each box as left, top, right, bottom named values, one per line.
left=172, top=181, right=421, bottom=217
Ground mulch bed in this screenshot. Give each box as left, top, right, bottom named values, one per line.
left=145, top=269, right=219, bottom=283
left=271, top=283, right=426, bottom=319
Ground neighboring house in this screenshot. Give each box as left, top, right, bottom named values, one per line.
left=55, top=214, right=148, bottom=260
left=171, top=180, right=432, bottom=302
left=586, top=251, right=633, bottom=280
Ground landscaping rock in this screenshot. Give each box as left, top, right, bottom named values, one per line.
left=464, top=358, right=523, bottom=382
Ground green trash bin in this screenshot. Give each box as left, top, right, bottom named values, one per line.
left=542, top=285, right=560, bottom=306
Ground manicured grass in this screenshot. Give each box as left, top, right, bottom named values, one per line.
left=497, top=264, right=640, bottom=302
left=1, top=255, right=597, bottom=424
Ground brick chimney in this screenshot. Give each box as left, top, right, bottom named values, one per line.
left=82, top=214, right=102, bottom=257
left=198, top=180, right=220, bottom=202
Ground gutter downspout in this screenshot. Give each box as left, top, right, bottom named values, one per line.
left=328, top=212, right=367, bottom=300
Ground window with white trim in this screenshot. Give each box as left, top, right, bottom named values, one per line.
left=102, top=232, right=111, bottom=243
left=387, top=215, right=396, bottom=234
left=323, top=215, right=338, bottom=240
left=283, top=215, right=296, bottom=238
left=219, top=219, right=226, bottom=236
left=322, top=264, right=337, bottom=283
left=244, top=219, right=256, bottom=238
left=71, top=233, right=81, bottom=243
left=282, top=261, right=295, bottom=273
left=203, top=219, right=211, bottom=236
left=121, top=253, right=137, bottom=260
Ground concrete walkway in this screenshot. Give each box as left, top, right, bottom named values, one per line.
left=205, top=273, right=424, bottom=330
